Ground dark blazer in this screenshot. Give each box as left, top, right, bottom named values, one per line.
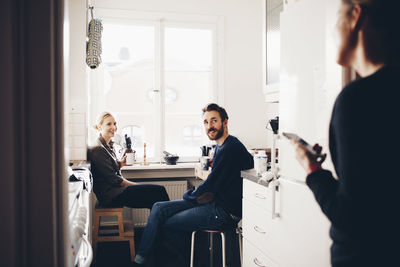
left=88, top=136, right=127, bottom=205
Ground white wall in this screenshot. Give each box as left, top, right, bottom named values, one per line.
left=68, top=0, right=89, bottom=160
left=69, top=0, right=276, bottom=154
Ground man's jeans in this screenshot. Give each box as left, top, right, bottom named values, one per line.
left=136, top=199, right=237, bottom=260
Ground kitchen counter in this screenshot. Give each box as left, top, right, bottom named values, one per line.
left=241, top=169, right=270, bottom=187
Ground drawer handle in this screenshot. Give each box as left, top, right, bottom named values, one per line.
left=253, top=257, right=266, bottom=267
left=253, top=225, right=266, bottom=234
left=272, top=180, right=280, bottom=219
left=254, top=193, right=266, bottom=199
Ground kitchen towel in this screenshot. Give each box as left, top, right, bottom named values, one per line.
left=86, top=7, right=103, bottom=69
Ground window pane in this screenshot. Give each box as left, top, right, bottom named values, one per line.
left=164, top=27, right=214, bottom=157
left=266, top=0, right=283, bottom=84
left=102, top=23, right=157, bottom=159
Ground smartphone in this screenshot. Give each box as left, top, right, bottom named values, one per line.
left=282, top=132, right=322, bottom=157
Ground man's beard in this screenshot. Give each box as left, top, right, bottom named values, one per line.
left=207, top=126, right=224, bottom=140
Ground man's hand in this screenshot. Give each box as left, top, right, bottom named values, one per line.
left=196, top=192, right=215, bottom=204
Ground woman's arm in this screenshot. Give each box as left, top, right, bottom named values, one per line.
left=89, top=146, right=124, bottom=186
left=120, top=178, right=137, bottom=186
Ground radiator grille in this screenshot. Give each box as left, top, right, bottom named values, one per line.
left=131, top=180, right=187, bottom=227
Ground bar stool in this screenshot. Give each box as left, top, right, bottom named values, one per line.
left=190, top=226, right=243, bottom=267
left=92, top=203, right=135, bottom=261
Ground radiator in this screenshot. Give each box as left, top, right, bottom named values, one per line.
left=131, top=180, right=187, bottom=227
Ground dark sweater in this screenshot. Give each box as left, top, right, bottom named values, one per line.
left=184, top=135, right=254, bottom=217
left=306, top=66, right=400, bottom=266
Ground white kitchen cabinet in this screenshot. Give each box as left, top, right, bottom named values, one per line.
left=243, top=238, right=278, bottom=267
left=278, top=0, right=342, bottom=182
left=242, top=174, right=331, bottom=267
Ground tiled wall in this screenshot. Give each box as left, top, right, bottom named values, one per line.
left=68, top=112, right=87, bottom=161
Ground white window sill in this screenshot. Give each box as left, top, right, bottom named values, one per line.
left=121, top=162, right=197, bottom=171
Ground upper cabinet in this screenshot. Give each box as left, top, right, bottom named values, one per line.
left=263, top=0, right=283, bottom=103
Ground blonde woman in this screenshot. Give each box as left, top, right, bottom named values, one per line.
left=88, top=111, right=169, bottom=208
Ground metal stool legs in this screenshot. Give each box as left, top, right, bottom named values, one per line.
left=190, top=230, right=226, bottom=267
left=190, top=231, right=196, bottom=267
left=236, top=226, right=243, bottom=267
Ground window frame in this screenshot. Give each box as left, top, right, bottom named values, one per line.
left=89, top=9, right=224, bottom=162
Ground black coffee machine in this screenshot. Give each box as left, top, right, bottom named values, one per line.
left=269, top=116, right=279, bottom=134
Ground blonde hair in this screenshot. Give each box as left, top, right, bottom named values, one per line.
left=93, top=111, right=114, bottom=131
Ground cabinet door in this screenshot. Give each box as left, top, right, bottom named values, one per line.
left=272, top=178, right=331, bottom=267
left=279, top=0, right=342, bottom=182
left=243, top=238, right=279, bottom=267
left=242, top=178, right=331, bottom=266
left=242, top=199, right=280, bottom=260
left=243, top=179, right=274, bottom=212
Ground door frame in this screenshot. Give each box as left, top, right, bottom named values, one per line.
left=0, top=0, right=68, bottom=266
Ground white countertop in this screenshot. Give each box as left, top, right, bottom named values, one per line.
left=121, top=162, right=197, bottom=170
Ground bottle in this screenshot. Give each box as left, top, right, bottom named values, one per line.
left=143, top=142, right=149, bottom=166
left=124, top=134, right=135, bottom=166
left=255, top=150, right=268, bottom=176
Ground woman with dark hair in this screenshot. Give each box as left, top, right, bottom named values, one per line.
left=292, top=0, right=400, bottom=266
left=89, top=111, right=170, bottom=209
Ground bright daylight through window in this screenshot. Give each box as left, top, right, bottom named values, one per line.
left=91, top=18, right=217, bottom=162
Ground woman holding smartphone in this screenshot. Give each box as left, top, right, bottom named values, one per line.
left=89, top=111, right=170, bottom=208
left=292, top=0, right=400, bottom=266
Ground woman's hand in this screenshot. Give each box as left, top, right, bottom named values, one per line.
left=292, top=141, right=326, bottom=175
left=121, top=179, right=138, bottom=186
left=120, top=155, right=127, bottom=168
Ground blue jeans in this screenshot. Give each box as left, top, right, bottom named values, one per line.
left=136, top=199, right=237, bottom=261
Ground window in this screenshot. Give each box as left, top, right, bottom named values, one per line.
left=266, top=0, right=283, bottom=85
left=164, top=27, right=214, bottom=157
left=89, top=10, right=222, bottom=162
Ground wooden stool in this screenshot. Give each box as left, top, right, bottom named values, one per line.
left=92, top=204, right=135, bottom=261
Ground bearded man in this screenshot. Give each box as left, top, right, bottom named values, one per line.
left=133, top=103, right=253, bottom=267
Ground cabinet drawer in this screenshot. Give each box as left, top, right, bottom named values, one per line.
left=242, top=199, right=279, bottom=257
left=243, top=179, right=273, bottom=212
left=243, top=238, right=279, bottom=267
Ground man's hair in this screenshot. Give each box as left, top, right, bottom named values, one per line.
left=202, top=103, right=229, bottom=122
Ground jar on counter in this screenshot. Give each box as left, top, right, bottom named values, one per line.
left=254, top=150, right=268, bottom=176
